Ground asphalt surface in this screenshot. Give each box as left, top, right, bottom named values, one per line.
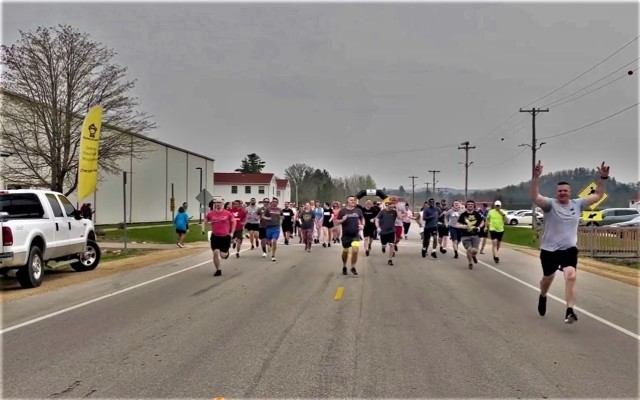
left=2, top=228, right=638, bottom=399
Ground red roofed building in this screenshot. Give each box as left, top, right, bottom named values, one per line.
left=276, top=178, right=292, bottom=203
left=213, top=172, right=290, bottom=204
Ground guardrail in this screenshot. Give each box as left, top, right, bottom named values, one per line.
left=577, top=226, right=639, bottom=258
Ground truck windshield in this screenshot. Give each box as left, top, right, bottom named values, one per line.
left=0, top=193, right=45, bottom=219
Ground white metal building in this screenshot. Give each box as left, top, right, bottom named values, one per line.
left=213, top=173, right=291, bottom=205
left=0, top=89, right=215, bottom=225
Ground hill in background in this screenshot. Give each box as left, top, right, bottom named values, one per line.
left=385, top=168, right=638, bottom=209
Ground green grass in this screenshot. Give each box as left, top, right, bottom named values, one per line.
left=501, top=226, right=540, bottom=248
left=99, top=225, right=210, bottom=244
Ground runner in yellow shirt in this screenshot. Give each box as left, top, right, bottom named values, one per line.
left=486, top=200, right=508, bottom=263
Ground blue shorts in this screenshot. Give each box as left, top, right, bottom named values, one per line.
left=266, top=226, right=281, bottom=241
left=448, top=226, right=461, bottom=242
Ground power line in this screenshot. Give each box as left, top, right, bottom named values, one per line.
left=521, top=35, right=639, bottom=108
left=542, top=57, right=639, bottom=108
left=548, top=67, right=638, bottom=109
left=475, top=147, right=528, bottom=169
left=476, top=110, right=520, bottom=142
left=541, top=101, right=639, bottom=140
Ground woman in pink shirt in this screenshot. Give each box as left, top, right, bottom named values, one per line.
left=201, top=199, right=236, bottom=276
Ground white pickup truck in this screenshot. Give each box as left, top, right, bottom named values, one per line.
left=0, top=189, right=101, bottom=288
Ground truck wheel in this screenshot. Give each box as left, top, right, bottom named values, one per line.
left=16, top=246, right=44, bottom=288
left=71, top=239, right=101, bottom=272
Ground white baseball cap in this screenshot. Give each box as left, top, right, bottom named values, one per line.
left=494, top=200, right=502, bottom=206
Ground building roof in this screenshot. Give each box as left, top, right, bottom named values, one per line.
left=214, top=172, right=274, bottom=185
left=276, top=179, right=289, bottom=189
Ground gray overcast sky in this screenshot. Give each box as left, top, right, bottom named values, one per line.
left=3, top=1, right=639, bottom=191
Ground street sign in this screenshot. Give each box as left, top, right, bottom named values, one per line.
left=169, top=197, right=175, bottom=212
left=577, top=181, right=608, bottom=210
left=581, top=210, right=603, bottom=222
left=195, top=189, right=214, bottom=206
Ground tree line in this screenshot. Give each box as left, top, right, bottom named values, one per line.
left=235, top=154, right=377, bottom=204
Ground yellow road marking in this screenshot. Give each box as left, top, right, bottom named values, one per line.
left=334, top=286, right=344, bottom=300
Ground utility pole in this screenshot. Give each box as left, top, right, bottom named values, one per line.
left=458, top=141, right=476, bottom=202
left=520, top=107, right=549, bottom=231
left=424, top=182, right=430, bottom=202
left=409, top=175, right=418, bottom=212
left=428, top=170, right=440, bottom=200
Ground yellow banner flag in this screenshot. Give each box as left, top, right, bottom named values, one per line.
left=77, top=105, right=103, bottom=201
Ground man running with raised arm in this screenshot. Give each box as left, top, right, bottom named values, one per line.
left=531, top=160, right=609, bottom=324
left=202, top=198, right=236, bottom=276
left=336, top=195, right=365, bottom=276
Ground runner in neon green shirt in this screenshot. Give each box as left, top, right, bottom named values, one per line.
left=486, top=200, right=508, bottom=263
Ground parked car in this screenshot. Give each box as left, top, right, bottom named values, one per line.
left=581, top=208, right=640, bottom=227
left=507, top=211, right=543, bottom=225
left=0, top=190, right=101, bottom=288
left=609, top=215, right=640, bottom=227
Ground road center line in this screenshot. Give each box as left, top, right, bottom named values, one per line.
left=334, top=286, right=344, bottom=300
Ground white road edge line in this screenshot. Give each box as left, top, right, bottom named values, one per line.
left=0, top=245, right=258, bottom=335
left=453, top=247, right=640, bottom=341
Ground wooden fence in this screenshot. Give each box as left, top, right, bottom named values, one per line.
left=577, top=226, right=639, bottom=259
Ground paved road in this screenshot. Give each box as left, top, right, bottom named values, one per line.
left=2, top=229, right=638, bottom=399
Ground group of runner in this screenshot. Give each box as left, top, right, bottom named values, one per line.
left=198, top=159, right=610, bottom=325
left=198, top=194, right=508, bottom=275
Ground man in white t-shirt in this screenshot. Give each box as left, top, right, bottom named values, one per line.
left=530, top=160, right=610, bottom=324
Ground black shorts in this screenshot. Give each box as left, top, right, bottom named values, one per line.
left=380, top=232, right=395, bottom=246
left=363, top=224, right=376, bottom=238
left=245, top=223, right=259, bottom=231
left=176, top=229, right=186, bottom=234
left=233, top=230, right=244, bottom=240
left=282, top=222, right=293, bottom=233
left=540, top=247, right=578, bottom=277
left=323, top=221, right=334, bottom=229
left=341, top=235, right=360, bottom=249
left=424, top=227, right=438, bottom=237
left=210, top=235, right=231, bottom=253
left=489, top=230, right=504, bottom=241
left=437, top=225, right=448, bottom=238
left=478, top=227, right=488, bottom=238
left=259, top=227, right=267, bottom=240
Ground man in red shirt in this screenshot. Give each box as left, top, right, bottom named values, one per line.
left=230, top=200, right=248, bottom=258
left=201, top=198, right=236, bottom=276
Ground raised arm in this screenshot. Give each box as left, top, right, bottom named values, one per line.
left=583, top=162, right=610, bottom=208
left=530, top=160, right=551, bottom=210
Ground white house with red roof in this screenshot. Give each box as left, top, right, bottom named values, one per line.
left=213, top=172, right=291, bottom=204
left=276, top=178, right=291, bottom=204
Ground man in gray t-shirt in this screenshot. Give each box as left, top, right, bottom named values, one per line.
left=531, top=160, right=610, bottom=325
left=336, top=196, right=365, bottom=276
left=375, top=203, right=398, bottom=265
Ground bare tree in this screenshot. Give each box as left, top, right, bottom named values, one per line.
left=284, top=163, right=314, bottom=203
left=1, top=24, right=155, bottom=195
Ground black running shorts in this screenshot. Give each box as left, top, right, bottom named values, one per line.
left=540, top=247, right=578, bottom=277
left=210, top=234, right=231, bottom=253
left=489, top=230, right=504, bottom=241
left=380, top=232, right=395, bottom=246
